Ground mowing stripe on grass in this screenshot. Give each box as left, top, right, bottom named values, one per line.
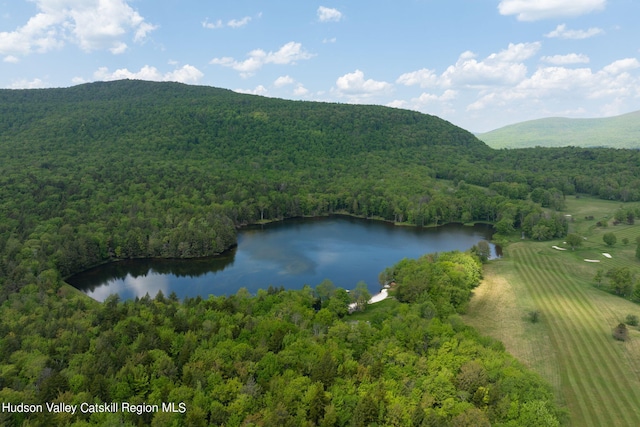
left=513, top=250, right=610, bottom=426
left=510, top=244, right=640, bottom=426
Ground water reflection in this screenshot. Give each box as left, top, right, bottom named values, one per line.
left=68, top=217, right=498, bottom=301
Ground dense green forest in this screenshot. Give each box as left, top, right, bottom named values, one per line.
left=1, top=79, right=639, bottom=425
left=3, top=80, right=639, bottom=299
left=1, top=252, right=564, bottom=426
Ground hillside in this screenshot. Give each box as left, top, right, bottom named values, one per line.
left=1, top=80, right=503, bottom=290
left=0, top=79, right=485, bottom=159
left=477, top=110, right=640, bottom=149
left=0, top=80, right=569, bottom=426
left=1, top=79, right=640, bottom=294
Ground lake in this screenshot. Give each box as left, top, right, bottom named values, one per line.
left=67, top=216, right=499, bottom=302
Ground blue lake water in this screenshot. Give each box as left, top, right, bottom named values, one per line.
left=67, top=216, right=498, bottom=301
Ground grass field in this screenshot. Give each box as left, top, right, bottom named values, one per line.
left=465, top=196, right=640, bottom=426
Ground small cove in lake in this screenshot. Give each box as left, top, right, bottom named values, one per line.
left=67, top=216, right=500, bottom=302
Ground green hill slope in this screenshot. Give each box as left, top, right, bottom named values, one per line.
left=0, top=80, right=500, bottom=286
left=477, top=110, right=640, bottom=149
left=0, top=80, right=568, bottom=427
left=0, top=79, right=485, bottom=159
left=1, top=79, right=639, bottom=292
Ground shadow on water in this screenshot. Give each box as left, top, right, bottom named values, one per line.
left=67, top=216, right=499, bottom=302
left=66, top=249, right=237, bottom=294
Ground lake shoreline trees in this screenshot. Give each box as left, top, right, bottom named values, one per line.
left=4, top=80, right=640, bottom=425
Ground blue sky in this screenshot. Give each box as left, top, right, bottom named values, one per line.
left=2, top=0, right=639, bottom=132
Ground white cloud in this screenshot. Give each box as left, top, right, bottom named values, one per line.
left=440, top=42, right=540, bottom=87
left=541, top=53, right=590, bottom=65
left=396, top=68, right=438, bottom=88
left=417, top=90, right=458, bottom=104
left=203, top=16, right=253, bottom=29
left=3, top=55, right=19, bottom=63
left=210, top=42, right=315, bottom=77
left=228, top=16, right=252, bottom=28
left=274, top=75, right=295, bottom=87
left=334, top=70, right=392, bottom=99
left=0, top=0, right=156, bottom=56
left=293, top=84, right=309, bottom=96
left=387, top=99, right=408, bottom=109
left=202, top=19, right=223, bottom=29
left=109, top=41, right=128, bottom=55
left=165, top=65, right=205, bottom=84
left=235, top=85, right=268, bottom=96
left=317, top=6, right=343, bottom=23
left=322, top=37, right=337, bottom=44
left=94, top=64, right=204, bottom=84
left=467, top=57, right=640, bottom=113
left=602, top=58, right=640, bottom=74
left=9, top=78, right=47, bottom=89
left=390, top=90, right=457, bottom=110
left=272, top=76, right=309, bottom=96
left=545, top=24, right=604, bottom=39
left=498, top=0, right=606, bottom=21
left=490, top=42, right=541, bottom=62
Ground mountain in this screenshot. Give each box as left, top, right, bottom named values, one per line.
left=0, top=79, right=487, bottom=159
left=477, top=110, right=640, bottom=149
left=0, top=79, right=499, bottom=285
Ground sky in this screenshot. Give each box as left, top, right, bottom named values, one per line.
left=1, top=0, right=639, bottom=132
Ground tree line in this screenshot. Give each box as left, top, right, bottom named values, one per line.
left=2, top=80, right=626, bottom=299
left=0, top=251, right=564, bottom=426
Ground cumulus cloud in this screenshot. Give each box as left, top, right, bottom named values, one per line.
left=391, top=41, right=640, bottom=131
left=396, top=68, right=438, bottom=88
left=203, top=16, right=252, bottom=29
left=334, top=70, right=392, bottom=99
left=210, top=41, right=315, bottom=77
left=293, top=84, right=309, bottom=96
left=317, top=6, right=343, bottom=23
left=415, top=90, right=458, bottom=104
left=0, top=0, right=156, bottom=56
left=3, top=55, right=19, bottom=63
left=602, top=58, right=640, bottom=74
left=228, top=16, right=252, bottom=28
left=545, top=24, right=604, bottom=39
left=272, top=75, right=309, bottom=96
left=498, top=0, right=606, bottom=21
left=467, top=57, right=640, bottom=113
left=440, top=42, right=540, bottom=87
left=9, top=78, right=47, bottom=89
left=541, top=53, right=590, bottom=64
left=93, top=64, right=204, bottom=84
left=274, top=75, right=295, bottom=87
left=235, top=85, right=268, bottom=96
left=388, top=90, right=458, bottom=117
left=202, top=19, right=224, bottom=29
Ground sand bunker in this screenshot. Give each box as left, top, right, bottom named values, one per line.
left=369, top=288, right=389, bottom=304
left=584, top=259, right=600, bottom=263
left=602, top=253, right=612, bottom=259
left=348, top=289, right=389, bottom=311
left=552, top=246, right=567, bottom=251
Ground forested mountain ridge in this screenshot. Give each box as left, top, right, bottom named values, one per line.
left=1, top=79, right=640, bottom=297
left=0, top=79, right=484, bottom=159
left=0, top=79, right=590, bottom=426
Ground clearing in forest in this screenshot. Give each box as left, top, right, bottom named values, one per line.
left=465, top=197, right=640, bottom=426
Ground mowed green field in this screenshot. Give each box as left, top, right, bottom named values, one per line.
left=465, top=197, right=640, bottom=426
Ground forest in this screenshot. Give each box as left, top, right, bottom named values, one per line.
left=1, top=79, right=639, bottom=425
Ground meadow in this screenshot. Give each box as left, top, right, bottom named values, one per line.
left=465, top=197, right=640, bottom=426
